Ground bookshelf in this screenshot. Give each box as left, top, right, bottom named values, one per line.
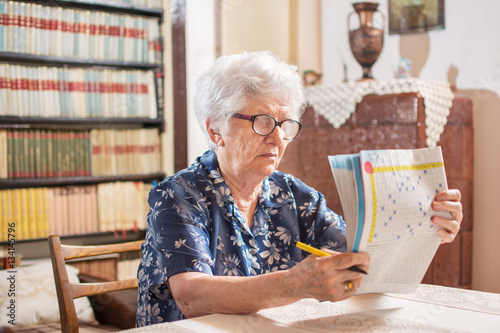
left=0, top=0, right=167, bottom=252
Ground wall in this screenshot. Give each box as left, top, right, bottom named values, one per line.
left=184, top=0, right=500, bottom=293
left=321, top=0, right=500, bottom=294
left=186, top=0, right=322, bottom=164
left=185, top=0, right=217, bottom=163
left=221, top=0, right=291, bottom=60
left=162, top=0, right=174, bottom=176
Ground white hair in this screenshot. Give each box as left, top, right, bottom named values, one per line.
left=193, top=51, right=306, bottom=150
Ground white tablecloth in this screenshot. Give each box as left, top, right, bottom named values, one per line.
left=305, top=79, right=455, bottom=148
left=124, top=284, right=500, bottom=333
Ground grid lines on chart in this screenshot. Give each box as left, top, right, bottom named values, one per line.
left=367, top=162, right=445, bottom=243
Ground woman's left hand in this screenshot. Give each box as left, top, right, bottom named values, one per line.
left=431, top=189, right=463, bottom=244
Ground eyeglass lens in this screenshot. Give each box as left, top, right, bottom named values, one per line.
left=253, top=115, right=301, bottom=139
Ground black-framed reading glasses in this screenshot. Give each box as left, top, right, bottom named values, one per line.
left=232, top=113, right=302, bottom=140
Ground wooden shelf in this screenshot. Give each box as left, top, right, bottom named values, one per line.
left=0, top=115, right=164, bottom=130
left=0, top=173, right=165, bottom=189
left=12, top=0, right=164, bottom=20
left=0, top=52, right=162, bottom=70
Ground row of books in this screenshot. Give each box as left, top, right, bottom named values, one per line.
left=97, top=181, right=150, bottom=234
left=91, top=128, right=161, bottom=176
left=0, top=129, right=90, bottom=179
left=71, top=0, right=164, bottom=9
left=67, top=256, right=141, bottom=281
left=69, top=256, right=119, bottom=281
left=117, top=257, right=141, bottom=280
left=0, top=128, right=161, bottom=179
left=0, top=1, right=162, bottom=63
left=0, top=64, right=158, bottom=118
left=0, top=181, right=152, bottom=242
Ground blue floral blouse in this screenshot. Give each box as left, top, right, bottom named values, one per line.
left=136, top=150, right=347, bottom=326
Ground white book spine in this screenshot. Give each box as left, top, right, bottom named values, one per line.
left=54, top=7, right=62, bottom=57
left=33, top=66, right=41, bottom=117
left=17, top=2, right=26, bottom=53
left=6, top=1, right=14, bottom=52
left=117, top=14, right=125, bottom=61
left=52, top=67, right=61, bottom=118
left=26, top=66, right=34, bottom=117
left=13, top=65, right=22, bottom=116
left=123, top=14, right=132, bottom=62
left=0, top=64, right=8, bottom=115
left=100, top=69, right=109, bottom=118
left=0, top=1, right=4, bottom=51
left=103, top=12, right=111, bottom=60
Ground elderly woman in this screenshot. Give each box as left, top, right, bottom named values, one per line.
left=136, top=51, right=462, bottom=326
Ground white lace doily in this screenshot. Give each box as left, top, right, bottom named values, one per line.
left=305, top=78, right=455, bottom=147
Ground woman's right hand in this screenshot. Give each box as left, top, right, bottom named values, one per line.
left=287, top=250, right=370, bottom=302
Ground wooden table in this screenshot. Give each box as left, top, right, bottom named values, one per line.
left=124, top=284, right=500, bottom=332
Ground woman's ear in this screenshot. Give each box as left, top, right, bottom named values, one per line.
left=207, top=121, right=224, bottom=147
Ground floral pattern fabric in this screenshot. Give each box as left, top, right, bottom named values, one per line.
left=136, top=150, right=347, bottom=326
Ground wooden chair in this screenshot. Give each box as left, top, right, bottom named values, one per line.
left=48, top=235, right=143, bottom=333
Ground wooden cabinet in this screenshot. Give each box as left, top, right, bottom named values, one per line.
left=279, top=92, right=473, bottom=289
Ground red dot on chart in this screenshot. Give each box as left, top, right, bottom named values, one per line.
left=364, top=161, right=373, bottom=174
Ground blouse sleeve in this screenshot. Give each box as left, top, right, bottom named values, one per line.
left=141, top=176, right=216, bottom=288
left=287, top=174, right=347, bottom=252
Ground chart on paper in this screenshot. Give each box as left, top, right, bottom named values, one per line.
left=360, top=150, right=448, bottom=246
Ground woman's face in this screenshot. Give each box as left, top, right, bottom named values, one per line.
left=213, top=99, right=297, bottom=182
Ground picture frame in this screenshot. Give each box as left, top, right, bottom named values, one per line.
left=388, top=0, right=445, bottom=35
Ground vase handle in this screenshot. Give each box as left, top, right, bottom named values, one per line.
left=347, top=9, right=386, bottom=32
left=374, top=10, right=385, bottom=32
left=347, top=11, right=357, bottom=32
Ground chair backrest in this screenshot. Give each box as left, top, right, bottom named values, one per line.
left=48, top=235, right=143, bottom=333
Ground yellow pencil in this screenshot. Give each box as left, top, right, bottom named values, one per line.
left=293, top=240, right=368, bottom=274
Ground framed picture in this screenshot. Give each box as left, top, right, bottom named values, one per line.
left=388, top=0, right=445, bottom=35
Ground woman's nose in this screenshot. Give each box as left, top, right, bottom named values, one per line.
left=265, top=125, right=286, bottom=146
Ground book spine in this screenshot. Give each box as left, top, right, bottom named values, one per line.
left=13, top=130, right=21, bottom=178
left=83, top=131, right=90, bottom=176
left=6, top=130, right=13, bottom=178
left=21, top=129, right=28, bottom=178
left=0, top=190, right=5, bottom=242
left=69, top=130, right=76, bottom=177
left=40, top=130, right=48, bottom=178
left=0, top=64, right=11, bottom=114
left=21, top=188, right=30, bottom=239
left=3, top=190, right=13, bottom=241
left=56, top=130, right=62, bottom=177
left=11, top=189, right=22, bottom=240
left=36, top=187, right=49, bottom=238
left=51, top=67, right=61, bottom=117
left=97, top=183, right=105, bottom=232
left=27, top=66, right=36, bottom=117
left=89, top=185, right=99, bottom=233
left=80, top=186, right=90, bottom=235
left=66, top=186, right=75, bottom=235
left=52, top=187, right=61, bottom=236
left=27, top=187, right=37, bottom=239
left=59, top=187, right=68, bottom=236
left=46, top=187, right=57, bottom=235
left=28, top=130, right=35, bottom=178
left=34, top=129, right=41, bottom=178
left=0, top=129, right=7, bottom=179
left=90, top=129, right=99, bottom=176
left=0, top=2, right=4, bottom=52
